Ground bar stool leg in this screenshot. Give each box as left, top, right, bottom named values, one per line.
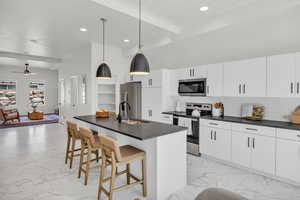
left=98, top=156, right=106, bottom=200
left=78, top=143, right=84, bottom=178
left=84, top=148, right=91, bottom=185
left=108, top=161, right=117, bottom=200
left=69, top=139, right=76, bottom=169
left=65, top=135, right=71, bottom=164
left=142, top=158, right=147, bottom=197
left=126, top=163, right=131, bottom=184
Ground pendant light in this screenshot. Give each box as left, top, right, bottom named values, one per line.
left=129, top=0, right=150, bottom=75
left=96, top=18, right=112, bottom=79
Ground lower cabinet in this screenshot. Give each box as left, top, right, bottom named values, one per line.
left=231, top=131, right=275, bottom=175
left=276, top=129, right=300, bottom=183
left=200, top=126, right=231, bottom=161
left=161, top=114, right=173, bottom=124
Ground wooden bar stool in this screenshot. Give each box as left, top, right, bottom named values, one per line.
left=78, top=127, right=102, bottom=185
left=98, top=135, right=147, bottom=200
left=65, top=121, right=82, bottom=169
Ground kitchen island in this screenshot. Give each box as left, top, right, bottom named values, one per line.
left=74, top=115, right=187, bottom=200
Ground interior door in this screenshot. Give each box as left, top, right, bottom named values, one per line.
left=58, top=79, right=66, bottom=124
left=251, top=135, right=276, bottom=175
left=267, top=54, right=295, bottom=97
left=231, top=131, right=251, bottom=167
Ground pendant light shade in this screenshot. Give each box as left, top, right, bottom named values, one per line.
left=130, top=53, right=149, bottom=75
left=96, top=18, right=112, bottom=79
left=129, top=0, right=150, bottom=75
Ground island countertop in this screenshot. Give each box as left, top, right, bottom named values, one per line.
left=74, top=115, right=187, bottom=140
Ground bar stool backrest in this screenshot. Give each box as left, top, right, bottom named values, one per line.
left=79, top=127, right=97, bottom=148
left=67, top=121, right=80, bottom=138
left=99, top=135, right=122, bottom=162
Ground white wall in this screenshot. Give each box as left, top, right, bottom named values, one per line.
left=90, top=42, right=130, bottom=112
left=58, top=44, right=92, bottom=119
left=0, top=65, right=58, bottom=115
left=58, top=43, right=129, bottom=120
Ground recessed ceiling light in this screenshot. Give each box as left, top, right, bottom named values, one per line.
left=123, top=39, right=130, bottom=43
left=200, top=6, right=209, bottom=12
left=80, top=27, right=88, bottom=32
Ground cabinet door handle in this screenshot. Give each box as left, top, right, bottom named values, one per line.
left=214, top=131, right=217, bottom=140
left=210, top=130, right=213, bottom=140
left=239, top=84, right=241, bottom=94
left=243, top=84, right=246, bottom=94
left=291, top=82, right=294, bottom=94
left=297, top=82, right=299, bottom=94
left=246, top=128, right=258, bottom=132
left=247, top=137, right=250, bottom=148
left=252, top=138, right=255, bottom=149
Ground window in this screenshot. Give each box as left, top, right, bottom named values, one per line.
left=29, top=82, right=45, bottom=107
left=0, top=81, right=17, bottom=107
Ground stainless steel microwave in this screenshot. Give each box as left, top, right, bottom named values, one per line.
left=178, top=78, right=207, bottom=96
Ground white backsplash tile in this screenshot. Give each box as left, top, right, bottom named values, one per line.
left=167, top=95, right=300, bottom=121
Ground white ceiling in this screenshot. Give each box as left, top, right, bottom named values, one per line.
left=0, top=0, right=300, bottom=69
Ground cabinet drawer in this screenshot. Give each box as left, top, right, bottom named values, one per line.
left=200, top=119, right=231, bottom=130
left=231, top=123, right=276, bottom=137
left=161, top=114, right=173, bottom=124
left=277, top=128, right=300, bottom=141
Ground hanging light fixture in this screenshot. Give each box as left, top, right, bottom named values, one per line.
left=96, top=18, right=112, bottom=79
left=129, top=0, right=150, bottom=75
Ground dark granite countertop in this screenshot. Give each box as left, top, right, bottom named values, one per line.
left=163, top=111, right=300, bottom=131
left=74, top=115, right=187, bottom=140
left=201, top=116, right=300, bottom=131
left=162, top=111, right=200, bottom=119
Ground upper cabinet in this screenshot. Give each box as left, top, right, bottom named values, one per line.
left=142, top=70, right=162, bottom=88
left=267, top=53, right=296, bottom=97
left=206, top=64, right=223, bottom=97
left=176, top=66, right=207, bottom=80
left=224, top=57, right=267, bottom=97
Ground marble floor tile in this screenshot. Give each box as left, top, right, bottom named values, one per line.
left=1, top=124, right=300, bottom=200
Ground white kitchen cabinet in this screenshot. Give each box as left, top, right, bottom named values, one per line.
left=200, top=126, right=215, bottom=157
left=251, top=134, right=275, bottom=174
left=206, top=64, right=223, bottom=96
left=193, top=65, right=207, bottom=78
left=267, top=53, right=296, bottom=97
left=223, top=60, right=244, bottom=96
left=142, top=87, right=162, bottom=121
left=231, top=125, right=276, bottom=175
left=200, top=122, right=231, bottom=162
left=161, top=114, right=173, bottom=124
left=231, top=131, right=252, bottom=167
left=224, top=57, right=267, bottom=97
left=276, top=128, right=300, bottom=183
left=295, top=53, right=300, bottom=97
left=126, top=74, right=146, bottom=83
left=142, top=70, right=162, bottom=88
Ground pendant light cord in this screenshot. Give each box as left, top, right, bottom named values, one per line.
left=101, top=18, right=106, bottom=62
left=139, top=0, right=142, bottom=50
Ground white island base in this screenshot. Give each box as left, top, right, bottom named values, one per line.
left=77, top=120, right=187, bottom=200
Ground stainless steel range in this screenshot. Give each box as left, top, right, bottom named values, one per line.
left=173, top=103, right=212, bottom=156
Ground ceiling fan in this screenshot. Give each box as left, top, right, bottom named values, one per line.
left=12, top=63, right=37, bottom=76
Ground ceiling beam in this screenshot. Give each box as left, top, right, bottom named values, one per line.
left=0, top=51, right=62, bottom=63
left=90, top=0, right=181, bottom=34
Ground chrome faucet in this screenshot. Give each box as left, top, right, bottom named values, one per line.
left=117, top=101, right=131, bottom=123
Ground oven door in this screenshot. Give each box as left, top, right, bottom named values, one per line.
left=178, top=79, right=206, bottom=96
